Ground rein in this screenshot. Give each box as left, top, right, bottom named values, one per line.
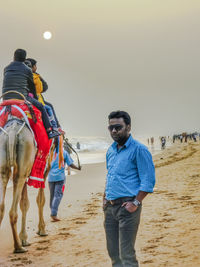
left=63, top=136, right=81, bottom=170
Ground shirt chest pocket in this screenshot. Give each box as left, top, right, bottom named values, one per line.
left=115, top=157, right=135, bottom=176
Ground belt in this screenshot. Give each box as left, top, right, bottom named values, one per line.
left=106, top=196, right=135, bottom=206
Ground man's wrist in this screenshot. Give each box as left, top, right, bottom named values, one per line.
left=132, top=199, right=141, bottom=207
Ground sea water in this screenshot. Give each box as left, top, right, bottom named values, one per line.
left=69, top=135, right=172, bottom=165
left=7, top=135, right=172, bottom=187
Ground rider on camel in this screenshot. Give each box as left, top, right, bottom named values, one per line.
left=25, top=58, right=65, bottom=135
left=2, top=49, right=60, bottom=139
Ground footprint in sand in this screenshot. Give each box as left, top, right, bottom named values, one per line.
left=85, top=211, right=98, bottom=216
left=142, top=244, right=158, bottom=252
left=189, top=174, right=200, bottom=178
left=60, top=227, right=70, bottom=231
left=37, top=239, right=50, bottom=244
left=177, top=195, right=192, bottom=201
left=58, top=232, right=73, bottom=238
left=150, top=217, right=175, bottom=223
left=10, top=256, right=32, bottom=266
left=151, top=236, right=165, bottom=242
left=86, top=203, right=99, bottom=208
left=188, top=200, right=200, bottom=205
left=75, top=249, right=93, bottom=256
left=71, top=217, right=87, bottom=224
left=152, top=223, right=169, bottom=229
left=10, top=257, right=27, bottom=262
left=165, top=192, right=177, bottom=198
left=160, top=217, right=175, bottom=223
left=153, top=190, right=168, bottom=194
left=193, top=206, right=200, bottom=212
left=36, top=246, right=49, bottom=250
left=141, top=259, right=154, bottom=264
left=162, top=212, right=170, bottom=217
left=74, top=221, right=86, bottom=224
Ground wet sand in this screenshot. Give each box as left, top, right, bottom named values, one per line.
left=0, top=142, right=200, bottom=266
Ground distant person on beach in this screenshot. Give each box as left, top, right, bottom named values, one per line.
left=150, top=137, right=154, bottom=145
left=161, top=136, right=166, bottom=149
left=192, top=133, right=197, bottom=142
left=48, top=141, right=81, bottom=222
left=76, top=142, right=81, bottom=150
left=103, top=110, right=155, bottom=267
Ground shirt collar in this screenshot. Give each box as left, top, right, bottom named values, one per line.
left=124, top=134, right=133, bottom=148
left=111, top=134, right=133, bottom=150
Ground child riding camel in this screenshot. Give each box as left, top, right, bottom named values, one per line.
left=26, top=58, right=65, bottom=135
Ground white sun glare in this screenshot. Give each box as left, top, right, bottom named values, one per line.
left=43, top=31, right=52, bottom=40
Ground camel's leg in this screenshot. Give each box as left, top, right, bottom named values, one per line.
left=36, top=188, right=47, bottom=236
left=0, top=171, right=10, bottom=226
left=9, top=178, right=27, bottom=253
left=35, top=142, right=55, bottom=236
left=19, top=182, right=30, bottom=246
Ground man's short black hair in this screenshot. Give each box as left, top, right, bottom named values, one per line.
left=108, top=111, right=131, bottom=126
left=26, top=58, right=37, bottom=67
left=14, top=49, right=26, bottom=62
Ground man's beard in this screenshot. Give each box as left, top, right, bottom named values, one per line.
left=112, top=134, right=130, bottom=146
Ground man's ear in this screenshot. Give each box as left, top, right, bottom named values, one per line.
left=127, top=124, right=131, bottom=132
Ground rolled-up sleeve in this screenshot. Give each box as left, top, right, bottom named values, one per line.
left=136, top=147, right=155, bottom=192
left=64, top=151, right=74, bottom=166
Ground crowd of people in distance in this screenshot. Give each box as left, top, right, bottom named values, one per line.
left=147, top=132, right=199, bottom=151
left=172, top=132, right=199, bottom=143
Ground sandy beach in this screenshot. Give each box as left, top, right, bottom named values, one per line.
left=0, top=141, right=200, bottom=267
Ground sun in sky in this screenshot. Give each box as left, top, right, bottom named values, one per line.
left=43, top=31, right=52, bottom=40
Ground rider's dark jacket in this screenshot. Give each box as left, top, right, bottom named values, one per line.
left=2, top=61, right=37, bottom=100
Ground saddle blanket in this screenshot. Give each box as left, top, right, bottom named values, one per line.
left=0, top=99, right=52, bottom=188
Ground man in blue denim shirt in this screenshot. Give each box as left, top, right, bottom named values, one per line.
left=48, top=148, right=81, bottom=221
left=104, top=111, right=155, bottom=267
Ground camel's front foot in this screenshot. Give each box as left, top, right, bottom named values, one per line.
left=13, top=247, right=28, bottom=253
left=22, top=240, right=31, bottom=247
left=36, top=230, right=48, bottom=236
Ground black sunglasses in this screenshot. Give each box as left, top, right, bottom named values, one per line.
left=108, top=124, right=124, bottom=132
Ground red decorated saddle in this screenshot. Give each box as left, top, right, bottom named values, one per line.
left=0, top=99, right=52, bottom=188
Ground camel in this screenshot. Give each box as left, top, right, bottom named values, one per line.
left=0, top=92, right=54, bottom=253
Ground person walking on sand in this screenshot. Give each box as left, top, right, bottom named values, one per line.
left=48, top=139, right=81, bottom=222
left=103, top=110, right=155, bottom=267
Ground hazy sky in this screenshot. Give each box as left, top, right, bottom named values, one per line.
left=0, top=0, right=200, bottom=137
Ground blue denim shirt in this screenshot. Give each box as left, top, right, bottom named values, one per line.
left=105, top=135, right=155, bottom=200
left=48, top=150, right=73, bottom=182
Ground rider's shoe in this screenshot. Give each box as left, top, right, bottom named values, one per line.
left=47, top=129, right=61, bottom=139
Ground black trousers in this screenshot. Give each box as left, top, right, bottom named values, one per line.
left=104, top=204, right=142, bottom=267
left=26, top=96, right=51, bottom=130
